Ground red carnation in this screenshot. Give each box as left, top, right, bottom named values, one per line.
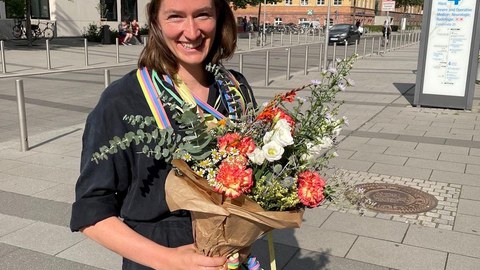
left=297, top=171, right=326, bottom=208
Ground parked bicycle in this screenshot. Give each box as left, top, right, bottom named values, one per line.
left=12, top=19, right=55, bottom=41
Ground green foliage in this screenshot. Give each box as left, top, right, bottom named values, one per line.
left=5, top=0, right=25, bottom=18
left=82, top=23, right=102, bottom=42
left=230, top=0, right=279, bottom=9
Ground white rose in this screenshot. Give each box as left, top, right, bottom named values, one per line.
left=274, top=119, right=292, bottom=131
left=263, top=130, right=274, bottom=144
left=247, top=148, right=265, bottom=165
left=262, top=141, right=284, bottom=162
left=333, top=127, right=342, bottom=136
left=317, top=136, right=333, bottom=149
left=271, top=128, right=294, bottom=147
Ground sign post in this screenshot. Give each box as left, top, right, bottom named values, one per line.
left=414, top=0, right=480, bottom=110
left=382, top=0, right=396, bottom=46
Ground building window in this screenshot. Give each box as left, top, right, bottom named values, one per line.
left=333, top=0, right=342, bottom=5
left=274, top=17, right=282, bottom=25
left=121, top=0, right=137, bottom=21
left=101, top=0, right=118, bottom=21
left=316, top=0, right=325, bottom=5
left=285, top=0, right=293, bottom=5
left=300, top=0, right=308, bottom=6
left=31, top=0, right=50, bottom=19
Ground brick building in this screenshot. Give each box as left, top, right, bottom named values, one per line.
left=232, top=0, right=422, bottom=29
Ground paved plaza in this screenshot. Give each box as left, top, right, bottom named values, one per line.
left=0, top=34, right=479, bottom=269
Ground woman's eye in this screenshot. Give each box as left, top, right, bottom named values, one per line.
left=167, top=14, right=182, bottom=21
left=197, top=13, right=212, bottom=19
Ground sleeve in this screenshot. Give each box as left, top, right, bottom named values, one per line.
left=70, top=85, right=134, bottom=232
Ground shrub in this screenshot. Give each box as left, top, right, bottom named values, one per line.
left=83, top=23, right=102, bottom=42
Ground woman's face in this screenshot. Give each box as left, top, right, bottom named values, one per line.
left=158, top=0, right=217, bottom=71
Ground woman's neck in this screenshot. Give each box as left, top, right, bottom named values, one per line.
left=176, top=65, right=211, bottom=102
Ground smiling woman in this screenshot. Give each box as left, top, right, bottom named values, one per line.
left=70, top=0, right=256, bottom=270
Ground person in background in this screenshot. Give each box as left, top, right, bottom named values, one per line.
left=131, top=19, right=143, bottom=44
left=119, top=19, right=133, bottom=45
left=70, top=0, right=256, bottom=269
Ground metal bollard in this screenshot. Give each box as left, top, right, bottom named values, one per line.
left=362, top=37, right=367, bottom=57
left=395, top=34, right=398, bottom=50
left=289, top=32, right=292, bottom=44
left=304, top=31, right=308, bottom=43
left=239, top=53, right=244, bottom=74
left=271, top=32, right=274, bottom=47
left=248, top=33, right=252, bottom=50
left=344, top=41, right=348, bottom=59
left=1, top=40, right=6, bottom=73
left=280, top=32, right=283, bottom=46
left=304, top=45, right=309, bottom=75
left=297, top=33, right=300, bottom=44
left=16, top=80, right=29, bottom=152
left=318, top=43, right=323, bottom=71
left=389, top=34, right=393, bottom=51
left=371, top=37, right=375, bottom=55
left=84, top=38, right=89, bottom=66
left=116, top=38, right=120, bottom=63
left=46, top=39, right=51, bottom=70
left=354, top=40, right=358, bottom=55
left=333, top=42, right=339, bottom=65
left=104, top=69, right=111, bottom=88
left=143, top=36, right=147, bottom=46
left=265, top=51, right=270, bottom=86
left=286, top=48, right=291, bottom=80
left=378, top=37, right=382, bottom=54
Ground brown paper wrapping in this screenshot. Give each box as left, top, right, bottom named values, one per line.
left=166, top=159, right=304, bottom=257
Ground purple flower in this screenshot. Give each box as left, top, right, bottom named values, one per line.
left=311, top=79, right=321, bottom=85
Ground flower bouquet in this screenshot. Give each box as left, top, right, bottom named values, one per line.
left=92, top=55, right=356, bottom=267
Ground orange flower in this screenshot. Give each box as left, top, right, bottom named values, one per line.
left=257, top=107, right=295, bottom=128
left=280, top=90, right=296, bottom=102
left=217, top=133, right=255, bottom=155
left=238, top=137, right=256, bottom=155
left=297, top=171, right=326, bottom=207
left=214, top=156, right=253, bottom=198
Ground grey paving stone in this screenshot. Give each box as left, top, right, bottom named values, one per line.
left=271, top=226, right=357, bottom=257
left=466, top=164, right=480, bottom=175
left=0, top=190, right=71, bottom=227
left=446, top=254, right=480, bottom=270
left=425, top=131, right=473, bottom=141
left=335, top=149, right=356, bottom=159
left=444, top=138, right=480, bottom=149
left=457, top=199, right=480, bottom=216
left=32, top=183, right=76, bottom=204
left=0, top=221, right=85, bottom=256
left=403, top=225, right=480, bottom=257
left=350, top=131, right=399, bottom=140
left=0, top=172, right=60, bottom=196
left=405, top=158, right=466, bottom=173
left=415, top=143, right=469, bottom=155
left=330, top=158, right=374, bottom=172
left=0, top=213, right=36, bottom=237
left=16, top=152, right=80, bottom=170
left=250, top=239, right=299, bottom=270
left=471, top=148, right=480, bottom=157
left=320, top=212, right=408, bottom=242
left=396, top=134, right=446, bottom=145
left=57, top=238, right=122, bottom=270
left=430, top=171, right=480, bottom=187
left=350, top=151, right=408, bottom=165
left=1, top=245, right=102, bottom=270
left=283, top=249, right=390, bottom=270
left=340, top=141, right=389, bottom=154
left=346, top=236, right=447, bottom=270
left=384, top=147, right=440, bottom=160
left=2, top=163, right=78, bottom=185
left=301, top=207, right=333, bottom=227
left=368, top=163, right=432, bottom=180
left=438, top=152, right=480, bottom=165
left=460, top=185, right=480, bottom=200
left=0, top=242, right=19, bottom=258
left=453, top=214, right=480, bottom=236
left=0, top=159, right=26, bottom=172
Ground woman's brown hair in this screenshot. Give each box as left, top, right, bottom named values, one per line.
left=138, top=0, right=237, bottom=75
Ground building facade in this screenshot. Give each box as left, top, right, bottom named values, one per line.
left=232, top=0, right=422, bottom=29
left=0, top=0, right=150, bottom=38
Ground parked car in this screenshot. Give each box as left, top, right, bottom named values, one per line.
left=328, top=24, right=361, bottom=45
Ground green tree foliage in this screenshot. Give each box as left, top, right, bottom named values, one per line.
left=230, top=0, right=279, bottom=9
left=395, top=0, right=424, bottom=12
left=5, top=0, right=25, bottom=18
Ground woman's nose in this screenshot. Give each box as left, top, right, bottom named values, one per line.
left=184, top=18, right=201, bottom=39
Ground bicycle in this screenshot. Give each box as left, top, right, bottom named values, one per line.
left=12, top=19, right=55, bottom=41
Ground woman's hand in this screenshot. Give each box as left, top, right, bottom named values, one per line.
left=165, top=244, right=227, bottom=270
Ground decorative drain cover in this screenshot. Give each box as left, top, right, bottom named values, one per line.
left=355, top=183, right=438, bottom=214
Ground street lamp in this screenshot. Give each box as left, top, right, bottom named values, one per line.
left=263, top=0, right=267, bottom=46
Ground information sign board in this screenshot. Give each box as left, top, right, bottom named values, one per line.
left=414, top=0, right=480, bottom=109
left=382, top=0, right=396, bottom=12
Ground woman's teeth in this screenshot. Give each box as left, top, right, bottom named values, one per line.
left=182, top=41, right=202, bottom=49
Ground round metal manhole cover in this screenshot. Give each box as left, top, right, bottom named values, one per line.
left=354, top=183, right=438, bottom=214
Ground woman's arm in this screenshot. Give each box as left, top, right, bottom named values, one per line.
left=82, top=216, right=227, bottom=270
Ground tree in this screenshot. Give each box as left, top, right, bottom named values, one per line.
left=395, top=0, right=424, bottom=14
left=230, top=0, right=279, bottom=10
